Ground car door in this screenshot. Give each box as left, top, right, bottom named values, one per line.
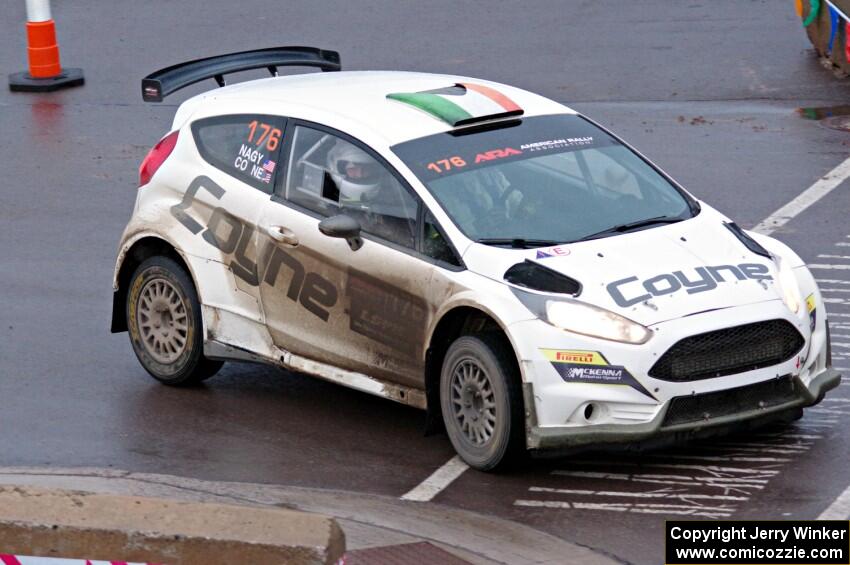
left=178, top=114, right=286, bottom=301
left=255, top=122, right=447, bottom=388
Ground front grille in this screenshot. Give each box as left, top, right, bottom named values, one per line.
left=649, top=319, right=804, bottom=382
left=662, top=376, right=802, bottom=428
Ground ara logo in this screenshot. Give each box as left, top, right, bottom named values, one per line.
left=606, top=263, right=772, bottom=308
left=474, top=147, right=522, bottom=163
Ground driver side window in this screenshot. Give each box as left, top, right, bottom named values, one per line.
left=284, top=125, right=419, bottom=248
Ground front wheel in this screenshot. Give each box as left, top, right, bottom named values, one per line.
left=126, top=255, right=222, bottom=386
left=440, top=334, right=525, bottom=471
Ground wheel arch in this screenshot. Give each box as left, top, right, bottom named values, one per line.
left=423, top=304, right=524, bottom=434
left=111, top=234, right=196, bottom=333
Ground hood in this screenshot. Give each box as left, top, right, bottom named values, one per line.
left=463, top=209, right=785, bottom=326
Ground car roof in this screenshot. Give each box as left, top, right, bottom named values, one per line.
left=177, top=71, right=575, bottom=146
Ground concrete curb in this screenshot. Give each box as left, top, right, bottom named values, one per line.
left=0, top=485, right=344, bottom=565
left=0, top=467, right=620, bottom=565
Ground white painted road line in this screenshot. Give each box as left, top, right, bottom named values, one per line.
left=818, top=484, right=850, bottom=519
left=697, top=445, right=810, bottom=455
left=810, top=264, right=850, bottom=270
left=514, top=500, right=734, bottom=518
left=570, top=460, right=782, bottom=475
left=816, top=279, right=850, bottom=285
left=646, top=454, right=791, bottom=463
left=818, top=254, right=850, bottom=260
left=753, top=156, right=850, bottom=235
left=528, top=485, right=748, bottom=502
left=400, top=455, right=469, bottom=502
left=552, top=470, right=768, bottom=491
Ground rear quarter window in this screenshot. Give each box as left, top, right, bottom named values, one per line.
left=192, top=114, right=285, bottom=193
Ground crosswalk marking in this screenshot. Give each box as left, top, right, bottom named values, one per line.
left=400, top=456, right=469, bottom=502
left=514, top=500, right=734, bottom=518
left=752, top=156, right=850, bottom=235
left=528, top=486, right=748, bottom=502
left=810, top=264, right=850, bottom=270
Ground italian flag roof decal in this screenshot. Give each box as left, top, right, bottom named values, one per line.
left=387, top=83, right=523, bottom=126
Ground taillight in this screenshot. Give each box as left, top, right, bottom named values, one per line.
left=139, top=130, right=179, bottom=186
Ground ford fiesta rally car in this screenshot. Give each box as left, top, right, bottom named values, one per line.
left=112, top=46, right=841, bottom=470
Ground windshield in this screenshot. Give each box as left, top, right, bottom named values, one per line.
left=391, top=114, right=697, bottom=246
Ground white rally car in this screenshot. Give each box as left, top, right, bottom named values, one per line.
left=112, top=47, right=840, bottom=470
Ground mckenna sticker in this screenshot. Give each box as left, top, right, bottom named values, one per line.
left=540, top=348, right=655, bottom=399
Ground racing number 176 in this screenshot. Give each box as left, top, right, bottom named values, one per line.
left=247, top=120, right=282, bottom=151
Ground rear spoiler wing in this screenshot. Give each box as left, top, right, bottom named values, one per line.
left=141, top=46, right=341, bottom=102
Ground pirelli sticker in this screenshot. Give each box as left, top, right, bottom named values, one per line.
left=806, top=293, right=817, bottom=332
left=540, top=349, right=656, bottom=400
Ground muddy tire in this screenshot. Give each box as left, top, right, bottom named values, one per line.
left=126, top=256, right=222, bottom=386
left=440, top=334, right=525, bottom=471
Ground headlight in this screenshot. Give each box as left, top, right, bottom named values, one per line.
left=774, top=255, right=801, bottom=314
left=545, top=299, right=652, bottom=344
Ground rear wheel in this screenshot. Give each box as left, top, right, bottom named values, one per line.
left=440, top=334, right=525, bottom=471
left=126, top=256, right=222, bottom=385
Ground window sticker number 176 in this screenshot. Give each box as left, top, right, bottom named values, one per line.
left=247, top=120, right=282, bottom=151
left=426, top=156, right=466, bottom=174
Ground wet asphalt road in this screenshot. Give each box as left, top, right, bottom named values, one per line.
left=1, top=2, right=849, bottom=564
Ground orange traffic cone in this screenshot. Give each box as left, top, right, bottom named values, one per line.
left=9, top=0, right=83, bottom=92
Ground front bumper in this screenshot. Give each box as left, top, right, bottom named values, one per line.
left=524, top=367, right=840, bottom=451
left=509, top=282, right=839, bottom=452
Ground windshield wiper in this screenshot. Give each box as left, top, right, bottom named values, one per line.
left=576, top=216, right=684, bottom=242
left=476, top=238, right=563, bottom=249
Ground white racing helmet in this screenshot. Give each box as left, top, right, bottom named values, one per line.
left=327, top=140, right=384, bottom=201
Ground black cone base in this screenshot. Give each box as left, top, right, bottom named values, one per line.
left=9, top=68, right=84, bottom=92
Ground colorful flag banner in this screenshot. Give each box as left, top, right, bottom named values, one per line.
left=822, top=0, right=850, bottom=57
left=825, top=0, right=850, bottom=23
left=804, top=0, right=821, bottom=26
left=828, top=4, right=841, bottom=52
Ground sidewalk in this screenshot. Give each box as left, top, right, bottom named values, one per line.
left=0, top=466, right=620, bottom=565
